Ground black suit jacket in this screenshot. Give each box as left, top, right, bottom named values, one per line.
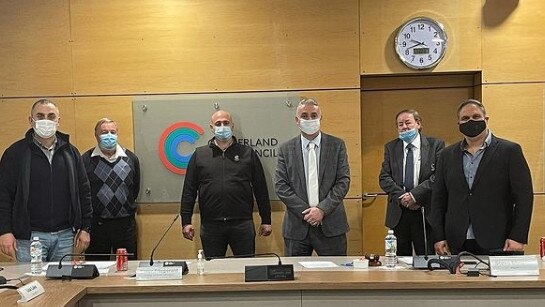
left=429, top=134, right=533, bottom=251
left=379, top=134, right=445, bottom=228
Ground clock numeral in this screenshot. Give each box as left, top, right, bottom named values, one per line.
left=436, top=42, right=441, bottom=46
left=419, top=57, right=424, bottom=64
left=434, top=31, right=438, bottom=38
left=418, top=23, right=424, bottom=30
left=405, top=49, right=410, bottom=55
left=411, top=55, right=415, bottom=62
left=402, top=42, right=407, bottom=47
left=433, top=48, right=438, bottom=54
left=410, top=26, right=415, bottom=33
left=428, top=55, right=433, bottom=61
left=404, top=33, right=411, bottom=39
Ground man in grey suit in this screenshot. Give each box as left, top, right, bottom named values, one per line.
left=275, top=98, right=350, bottom=256
left=379, top=109, right=444, bottom=256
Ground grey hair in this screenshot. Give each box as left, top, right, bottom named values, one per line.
left=94, top=118, right=117, bottom=134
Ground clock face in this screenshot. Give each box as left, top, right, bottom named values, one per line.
left=394, top=17, right=448, bottom=70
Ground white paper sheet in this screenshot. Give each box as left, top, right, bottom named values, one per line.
left=298, top=261, right=338, bottom=268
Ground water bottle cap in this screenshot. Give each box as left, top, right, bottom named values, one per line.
left=388, top=229, right=394, bottom=234
left=33, top=236, right=40, bottom=241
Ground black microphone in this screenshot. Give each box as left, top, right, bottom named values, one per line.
left=149, top=214, right=179, bottom=266
left=412, top=206, right=442, bottom=269
left=57, top=253, right=134, bottom=269
left=205, top=252, right=294, bottom=282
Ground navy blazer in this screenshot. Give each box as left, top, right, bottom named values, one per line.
left=429, top=134, right=533, bottom=251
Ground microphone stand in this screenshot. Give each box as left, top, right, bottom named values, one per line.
left=149, top=214, right=179, bottom=266
left=206, top=252, right=294, bottom=282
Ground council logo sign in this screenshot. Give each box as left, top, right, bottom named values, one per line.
left=158, top=121, right=205, bottom=175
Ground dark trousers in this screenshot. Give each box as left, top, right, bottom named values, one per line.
left=200, top=219, right=255, bottom=258
left=393, top=207, right=433, bottom=256
left=452, top=239, right=489, bottom=255
left=86, top=215, right=138, bottom=260
left=284, top=226, right=347, bottom=256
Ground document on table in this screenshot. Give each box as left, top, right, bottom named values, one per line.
left=299, top=261, right=338, bottom=268
left=398, top=257, right=413, bottom=265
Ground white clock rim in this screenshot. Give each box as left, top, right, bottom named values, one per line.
left=394, top=16, right=448, bottom=70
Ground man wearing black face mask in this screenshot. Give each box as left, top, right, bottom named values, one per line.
left=430, top=99, right=533, bottom=255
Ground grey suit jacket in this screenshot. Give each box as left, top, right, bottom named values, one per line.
left=379, top=134, right=445, bottom=229
left=275, top=132, right=350, bottom=240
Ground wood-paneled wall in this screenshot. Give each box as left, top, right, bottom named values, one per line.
left=1, top=0, right=544, bottom=261
left=0, top=0, right=361, bottom=261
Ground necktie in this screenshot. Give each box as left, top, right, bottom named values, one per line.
left=404, top=144, right=414, bottom=191
left=307, top=142, right=319, bottom=207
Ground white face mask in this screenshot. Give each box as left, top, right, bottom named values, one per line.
left=33, top=119, right=57, bottom=139
left=298, top=118, right=320, bottom=135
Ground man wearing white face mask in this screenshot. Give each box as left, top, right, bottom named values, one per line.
left=181, top=110, right=272, bottom=257
left=0, top=99, right=92, bottom=262
left=275, top=98, right=351, bottom=256
left=82, top=118, right=140, bottom=260
left=379, top=109, right=444, bottom=256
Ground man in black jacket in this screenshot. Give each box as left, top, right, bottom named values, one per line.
left=379, top=109, right=444, bottom=256
left=430, top=99, right=533, bottom=255
left=180, top=110, right=272, bottom=257
left=0, top=99, right=92, bottom=262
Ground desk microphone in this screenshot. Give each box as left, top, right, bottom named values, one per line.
left=149, top=214, right=179, bottom=266
left=412, top=206, right=442, bottom=269
left=57, top=253, right=134, bottom=269
left=206, top=252, right=294, bottom=282
left=47, top=252, right=130, bottom=279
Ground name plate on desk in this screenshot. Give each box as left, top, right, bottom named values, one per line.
left=136, top=266, right=184, bottom=281
left=17, top=280, right=45, bottom=303
left=489, top=255, right=539, bottom=276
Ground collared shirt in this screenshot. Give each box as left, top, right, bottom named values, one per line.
left=90, top=144, right=127, bottom=162
left=462, top=130, right=492, bottom=239
left=33, top=135, right=57, bottom=164
left=402, top=133, right=421, bottom=190
left=300, top=132, right=322, bottom=183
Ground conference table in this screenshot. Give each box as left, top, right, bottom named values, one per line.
left=2, top=256, right=545, bottom=307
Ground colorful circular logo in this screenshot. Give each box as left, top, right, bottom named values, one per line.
left=158, top=122, right=205, bottom=175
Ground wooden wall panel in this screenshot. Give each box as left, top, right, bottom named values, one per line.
left=71, top=0, right=360, bottom=95
left=481, top=84, right=544, bottom=191
left=0, top=98, right=77, bottom=157
left=528, top=196, right=545, bottom=254
left=0, top=1, right=72, bottom=97
left=360, top=0, right=481, bottom=75
left=482, top=0, right=545, bottom=83
left=361, top=86, right=474, bottom=253
left=73, top=97, right=135, bottom=152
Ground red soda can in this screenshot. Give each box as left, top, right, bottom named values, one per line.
left=540, top=237, right=545, bottom=259
left=116, top=248, right=128, bottom=271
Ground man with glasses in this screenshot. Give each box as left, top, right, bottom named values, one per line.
left=0, top=99, right=92, bottom=262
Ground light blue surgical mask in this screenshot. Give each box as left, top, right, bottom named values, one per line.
left=398, top=128, right=418, bottom=143
left=99, top=133, right=118, bottom=150
left=214, top=125, right=232, bottom=141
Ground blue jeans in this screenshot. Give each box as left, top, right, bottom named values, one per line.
left=16, top=228, right=74, bottom=262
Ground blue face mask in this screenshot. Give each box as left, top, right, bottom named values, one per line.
left=99, top=133, right=118, bottom=150
left=214, top=125, right=232, bottom=141
left=398, top=128, right=418, bottom=143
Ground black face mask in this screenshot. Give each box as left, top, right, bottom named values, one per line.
left=459, top=120, right=486, bottom=137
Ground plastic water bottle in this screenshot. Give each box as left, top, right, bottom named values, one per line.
left=197, top=249, right=205, bottom=275
left=384, top=229, right=397, bottom=268
left=30, top=236, right=43, bottom=275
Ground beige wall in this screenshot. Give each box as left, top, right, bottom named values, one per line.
left=1, top=0, right=544, bottom=261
